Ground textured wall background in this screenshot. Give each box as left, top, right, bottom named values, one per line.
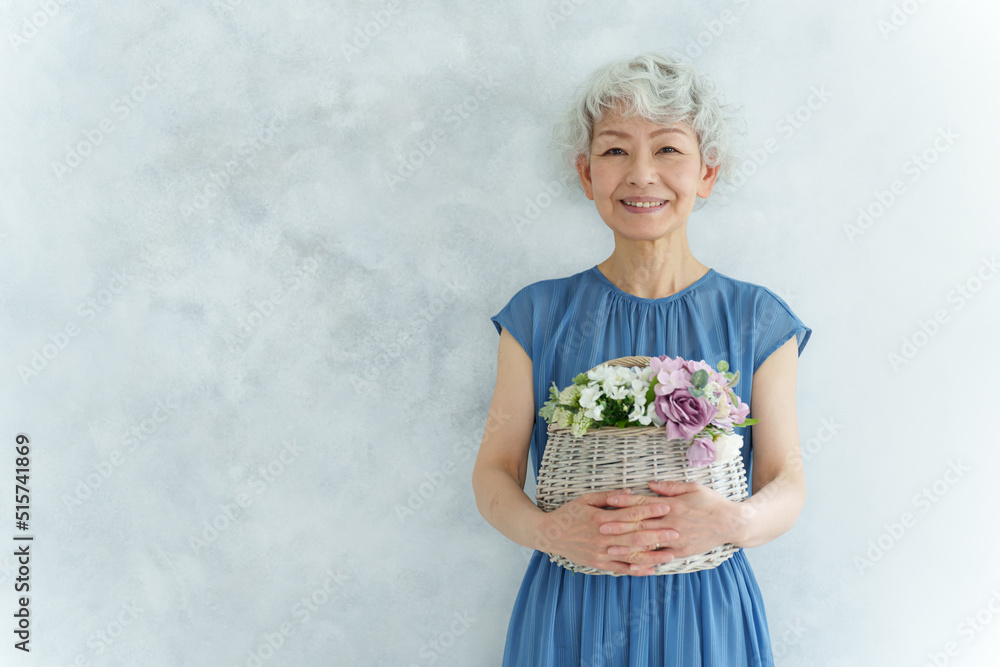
left=2, top=0, right=999, bottom=665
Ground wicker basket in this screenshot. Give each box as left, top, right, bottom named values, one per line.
left=535, top=355, right=749, bottom=576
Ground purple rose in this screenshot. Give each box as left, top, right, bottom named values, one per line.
left=654, top=390, right=719, bottom=441
left=686, top=437, right=716, bottom=467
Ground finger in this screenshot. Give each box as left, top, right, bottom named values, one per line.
left=580, top=487, right=634, bottom=507
left=606, top=529, right=679, bottom=555
left=648, top=480, right=700, bottom=496
left=598, top=505, right=671, bottom=534
left=605, top=492, right=658, bottom=507
left=627, top=549, right=676, bottom=574
left=599, top=560, right=635, bottom=576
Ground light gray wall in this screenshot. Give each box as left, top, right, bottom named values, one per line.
left=3, top=1, right=998, bottom=665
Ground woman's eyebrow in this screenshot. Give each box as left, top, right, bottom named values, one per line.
left=594, top=127, right=691, bottom=139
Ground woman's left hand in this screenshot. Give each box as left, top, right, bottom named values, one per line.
left=599, top=480, right=744, bottom=575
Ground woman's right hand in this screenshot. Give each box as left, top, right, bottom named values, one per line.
left=535, top=489, right=679, bottom=576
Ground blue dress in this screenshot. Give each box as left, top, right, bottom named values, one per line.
left=490, top=265, right=812, bottom=667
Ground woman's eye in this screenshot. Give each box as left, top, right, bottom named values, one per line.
left=600, top=146, right=677, bottom=156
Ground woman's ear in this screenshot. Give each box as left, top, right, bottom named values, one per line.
left=697, top=160, right=720, bottom=199
left=575, top=153, right=595, bottom=201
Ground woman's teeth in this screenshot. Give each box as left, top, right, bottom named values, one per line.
left=623, top=200, right=666, bottom=208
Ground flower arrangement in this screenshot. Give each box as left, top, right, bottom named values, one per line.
left=539, top=355, right=759, bottom=467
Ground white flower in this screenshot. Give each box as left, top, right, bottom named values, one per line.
left=579, top=385, right=601, bottom=409
left=704, top=381, right=723, bottom=405
left=630, top=378, right=649, bottom=404
left=714, top=394, right=731, bottom=421
left=713, top=433, right=743, bottom=464
left=606, top=384, right=629, bottom=401
left=629, top=401, right=652, bottom=425
left=600, top=368, right=626, bottom=396
left=647, top=402, right=664, bottom=427
left=587, top=365, right=614, bottom=383
left=584, top=403, right=604, bottom=421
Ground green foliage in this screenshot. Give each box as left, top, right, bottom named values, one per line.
left=646, top=376, right=658, bottom=405
left=538, top=381, right=561, bottom=420
left=599, top=395, right=632, bottom=427
left=726, top=369, right=740, bottom=388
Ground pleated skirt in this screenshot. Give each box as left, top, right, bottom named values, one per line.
left=501, top=548, right=774, bottom=667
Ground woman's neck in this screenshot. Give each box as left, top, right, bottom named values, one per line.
left=597, top=243, right=709, bottom=300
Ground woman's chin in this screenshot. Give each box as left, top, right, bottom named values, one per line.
left=605, top=221, right=689, bottom=243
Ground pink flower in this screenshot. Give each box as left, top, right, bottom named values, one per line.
left=686, top=437, right=717, bottom=467
left=653, top=368, right=691, bottom=396
left=655, top=390, right=719, bottom=441
left=684, top=358, right=712, bottom=374
left=709, top=370, right=729, bottom=387
left=730, top=398, right=750, bottom=425
left=649, top=355, right=686, bottom=375
left=650, top=355, right=692, bottom=397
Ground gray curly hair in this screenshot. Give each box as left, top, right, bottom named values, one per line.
left=550, top=52, right=745, bottom=203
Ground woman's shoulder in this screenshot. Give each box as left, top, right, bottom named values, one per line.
left=502, top=265, right=594, bottom=303
left=707, top=268, right=794, bottom=307
left=708, top=269, right=806, bottom=336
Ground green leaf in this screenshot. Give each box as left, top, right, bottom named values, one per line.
left=574, top=372, right=589, bottom=385
left=726, top=370, right=741, bottom=388
left=691, top=369, right=708, bottom=388
left=646, top=377, right=658, bottom=405
left=716, top=360, right=729, bottom=372
left=738, top=417, right=760, bottom=427
left=689, top=387, right=704, bottom=397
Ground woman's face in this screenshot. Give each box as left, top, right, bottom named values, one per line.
left=576, top=104, right=718, bottom=243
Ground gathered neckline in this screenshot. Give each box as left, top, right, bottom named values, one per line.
left=588, top=265, right=716, bottom=304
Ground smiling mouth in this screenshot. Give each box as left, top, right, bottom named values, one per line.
left=621, top=199, right=667, bottom=209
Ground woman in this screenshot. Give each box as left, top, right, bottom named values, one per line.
left=472, top=53, right=812, bottom=666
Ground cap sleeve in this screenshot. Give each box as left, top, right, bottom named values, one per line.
left=490, top=285, right=534, bottom=360
left=752, top=288, right=812, bottom=374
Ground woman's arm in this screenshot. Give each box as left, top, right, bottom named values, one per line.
left=730, top=335, right=807, bottom=548
left=471, top=327, right=547, bottom=551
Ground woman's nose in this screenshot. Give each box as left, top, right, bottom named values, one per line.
left=625, top=152, right=657, bottom=186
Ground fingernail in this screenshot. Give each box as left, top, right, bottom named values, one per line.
left=609, top=495, right=621, bottom=503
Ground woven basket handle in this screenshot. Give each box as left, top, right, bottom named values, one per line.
left=587, top=355, right=653, bottom=374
